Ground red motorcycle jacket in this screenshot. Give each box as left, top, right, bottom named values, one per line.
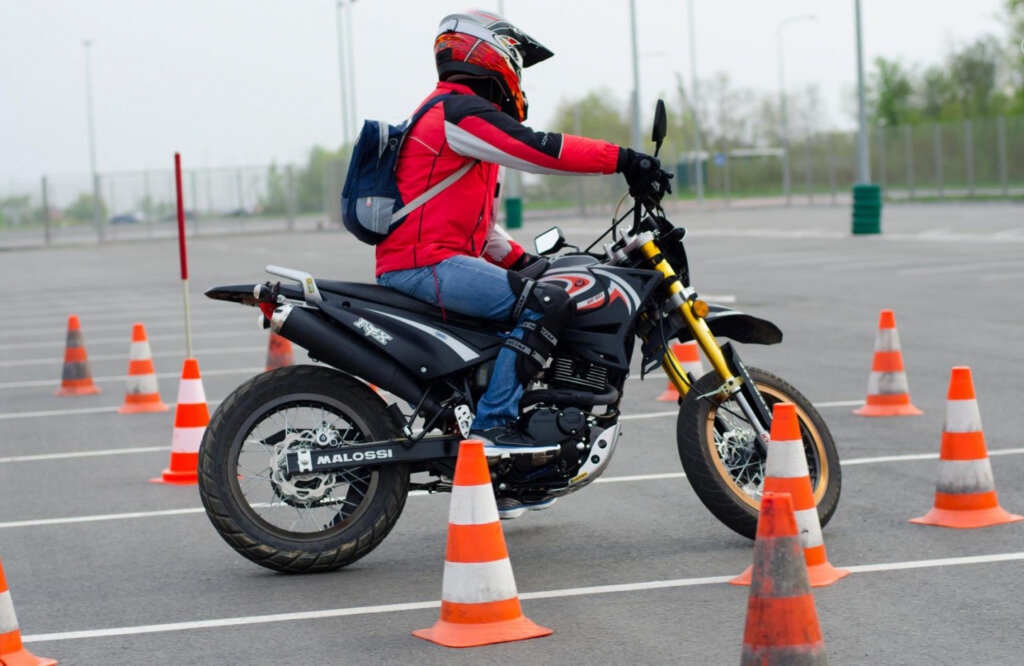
left=375, top=81, right=620, bottom=276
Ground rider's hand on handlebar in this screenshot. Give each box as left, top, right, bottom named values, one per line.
left=509, top=252, right=542, bottom=271
left=616, top=148, right=673, bottom=201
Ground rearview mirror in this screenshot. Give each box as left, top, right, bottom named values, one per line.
left=651, top=99, right=667, bottom=154
left=534, top=226, right=566, bottom=256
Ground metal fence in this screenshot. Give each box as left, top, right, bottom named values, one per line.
left=3, top=115, right=1023, bottom=248
left=523, top=115, right=1024, bottom=210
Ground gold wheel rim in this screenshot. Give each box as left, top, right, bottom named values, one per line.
left=703, top=384, right=829, bottom=511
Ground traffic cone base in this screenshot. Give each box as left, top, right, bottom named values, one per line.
left=117, top=394, right=169, bottom=414
left=149, top=452, right=199, bottom=485
left=911, top=505, right=1022, bottom=529
left=0, top=646, right=58, bottom=666
left=732, top=559, right=850, bottom=588
left=414, top=440, right=551, bottom=648
left=911, top=367, right=1021, bottom=528
left=657, top=342, right=705, bottom=402
left=853, top=394, right=923, bottom=417
left=1, top=556, right=58, bottom=666
left=151, top=359, right=208, bottom=485
left=414, top=614, right=551, bottom=648
left=56, top=314, right=101, bottom=397
left=55, top=382, right=101, bottom=397
left=854, top=309, right=921, bottom=416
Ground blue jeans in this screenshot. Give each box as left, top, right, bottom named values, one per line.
left=378, top=255, right=539, bottom=430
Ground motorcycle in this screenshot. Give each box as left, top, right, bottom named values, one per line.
left=198, top=100, right=840, bottom=573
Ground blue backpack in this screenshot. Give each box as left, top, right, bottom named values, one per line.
left=341, top=94, right=477, bottom=245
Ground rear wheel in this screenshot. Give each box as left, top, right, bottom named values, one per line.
left=676, top=367, right=840, bottom=539
left=198, top=365, right=408, bottom=573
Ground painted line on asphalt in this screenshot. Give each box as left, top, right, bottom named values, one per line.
left=898, top=259, right=1024, bottom=276
left=0, top=446, right=168, bottom=464
left=0, top=395, right=859, bottom=423
left=616, top=400, right=861, bottom=423
left=21, top=551, right=1024, bottom=644
left=0, top=399, right=222, bottom=422
left=0, top=326, right=255, bottom=351
left=4, top=447, right=1023, bottom=529
left=0, top=367, right=263, bottom=390
left=0, top=313, right=249, bottom=342
left=5, top=304, right=228, bottom=328
left=0, top=345, right=264, bottom=368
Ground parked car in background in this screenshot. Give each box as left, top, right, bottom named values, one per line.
left=109, top=212, right=144, bottom=225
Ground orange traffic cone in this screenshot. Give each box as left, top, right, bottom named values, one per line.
left=117, top=323, right=169, bottom=414
left=414, top=440, right=552, bottom=648
left=854, top=309, right=922, bottom=417
left=732, top=403, right=848, bottom=587
left=739, top=492, right=827, bottom=665
left=0, top=555, right=58, bottom=666
left=911, top=367, right=1022, bottom=528
left=151, top=359, right=209, bottom=485
left=657, top=342, right=705, bottom=402
left=265, top=332, right=293, bottom=371
left=55, top=315, right=101, bottom=396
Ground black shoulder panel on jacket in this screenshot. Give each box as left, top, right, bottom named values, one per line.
left=443, top=95, right=563, bottom=159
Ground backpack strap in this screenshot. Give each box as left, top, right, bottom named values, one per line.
left=391, top=159, right=476, bottom=223
left=390, top=92, right=479, bottom=223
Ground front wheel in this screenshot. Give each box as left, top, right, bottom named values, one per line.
left=198, top=365, right=409, bottom=573
left=677, top=367, right=840, bottom=540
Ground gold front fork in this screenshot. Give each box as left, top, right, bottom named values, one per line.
left=638, top=240, right=736, bottom=398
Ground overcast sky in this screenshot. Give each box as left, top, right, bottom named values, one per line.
left=0, top=0, right=1012, bottom=184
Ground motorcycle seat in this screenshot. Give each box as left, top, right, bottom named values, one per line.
left=316, top=280, right=507, bottom=330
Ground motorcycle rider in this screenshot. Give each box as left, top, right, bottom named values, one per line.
left=376, top=11, right=671, bottom=515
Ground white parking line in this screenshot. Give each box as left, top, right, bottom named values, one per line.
left=0, top=367, right=263, bottom=390
left=3, top=447, right=1022, bottom=529
left=0, top=447, right=168, bottom=464
left=0, top=399, right=223, bottom=422
left=982, top=272, right=1024, bottom=282
left=0, top=395, right=859, bottom=422
left=21, top=551, right=1024, bottom=644
left=0, top=345, right=264, bottom=368
left=0, top=315, right=249, bottom=348
left=6, top=305, right=226, bottom=328
left=0, top=325, right=253, bottom=351
left=898, top=260, right=1024, bottom=276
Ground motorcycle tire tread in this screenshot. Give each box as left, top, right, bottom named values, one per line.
left=198, top=364, right=409, bottom=573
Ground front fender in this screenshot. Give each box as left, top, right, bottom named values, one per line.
left=695, top=304, right=783, bottom=345
left=639, top=303, right=782, bottom=371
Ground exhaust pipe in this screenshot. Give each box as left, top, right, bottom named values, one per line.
left=271, top=304, right=442, bottom=416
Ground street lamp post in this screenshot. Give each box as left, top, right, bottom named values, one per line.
left=687, top=0, right=703, bottom=205
left=628, top=0, right=642, bottom=150
left=83, top=40, right=103, bottom=241
left=777, top=14, right=816, bottom=206
left=344, top=1, right=357, bottom=142
left=854, top=0, right=870, bottom=184
left=335, top=1, right=351, bottom=152
left=850, top=0, right=881, bottom=234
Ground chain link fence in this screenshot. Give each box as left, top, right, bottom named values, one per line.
left=3, top=115, right=1023, bottom=248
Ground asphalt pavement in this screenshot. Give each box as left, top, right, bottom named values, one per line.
left=1, top=203, right=1023, bottom=665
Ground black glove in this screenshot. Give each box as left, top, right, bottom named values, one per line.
left=509, top=252, right=542, bottom=271
left=616, top=147, right=673, bottom=199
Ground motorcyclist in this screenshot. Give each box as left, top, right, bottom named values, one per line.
left=376, top=11, right=671, bottom=515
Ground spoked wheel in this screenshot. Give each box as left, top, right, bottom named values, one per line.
left=198, top=365, right=408, bottom=573
left=677, top=366, right=840, bottom=540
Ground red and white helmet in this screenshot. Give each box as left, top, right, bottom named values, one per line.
left=434, top=10, right=553, bottom=121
